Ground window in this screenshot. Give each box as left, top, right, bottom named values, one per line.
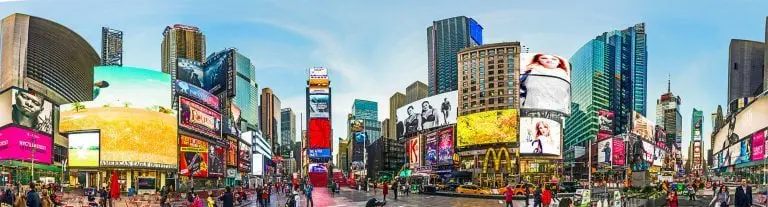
left=479, top=92, right=485, bottom=98
left=733, top=63, right=738, bottom=70
left=489, top=65, right=495, bottom=70
left=498, top=82, right=504, bottom=87
left=463, top=95, right=468, bottom=100
left=489, top=70, right=494, bottom=75
left=498, top=76, right=504, bottom=81
left=489, top=50, right=495, bottom=55
left=480, top=51, right=486, bottom=56
left=488, top=77, right=494, bottom=81
left=489, top=98, right=495, bottom=104
left=489, top=83, right=494, bottom=88
left=497, top=59, right=504, bottom=64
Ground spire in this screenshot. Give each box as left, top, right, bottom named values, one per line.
left=667, top=74, right=671, bottom=93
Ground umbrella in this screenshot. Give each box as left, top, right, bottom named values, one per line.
left=109, top=170, right=120, bottom=199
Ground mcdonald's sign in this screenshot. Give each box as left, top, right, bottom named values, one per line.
left=482, top=147, right=513, bottom=173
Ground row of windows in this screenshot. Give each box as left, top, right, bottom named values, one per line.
left=462, top=48, right=517, bottom=59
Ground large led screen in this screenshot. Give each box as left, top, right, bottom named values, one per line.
left=438, top=127, right=454, bottom=166
left=227, top=139, right=237, bottom=166
left=208, top=144, right=225, bottom=177
left=597, top=110, right=613, bottom=140
left=352, top=132, right=365, bottom=162
left=642, top=141, right=654, bottom=162
left=612, top=138, right=626, bottom=166
left=239, top=142, right=251, bottom=172
left=598, top=138, right=612, bottom=164
left=67, top=131, right=100, bottom=167
left=395, top=91, right=458, bottom=138
left=180, top=97, right=222, bottom=139
left=653, top=149, right=665, bottom=166
left=175, top=80, right=219, bottom=110
left=308, top=94, right=330, bottom=118
left=179, top=135, right=209, bottom=177
left=736, top=138, right=750, bottom=164
left=0, top=89, right=54, bottom=135
left=308, top=149, right=331, bottom=158
left=407, top=137, right=420, bottom=169
left=204, top=50, right=229, bottom=94
left=712, top=96, right=768, bottom=153
left=308, top=119, right=331, bottom=149
left=0, top=125, right=52, bottom=164
left=752, top=130, right=765, bottom=161
left=222, top=103, right=241, bottom=136
left=519, top=53, right=571, bottom=115
left=632, top=111, right=655, bottom=141
left=425, top=132, right=438, bottom=167
left=252, top=155, right=263, bottom=176
left=520, top=116, right=562, bottom=156
left=177, top=58, right=204, bottom=87
left=457, top=109, right=518, bottom=148
left=60, top=66, right=177, bottom=169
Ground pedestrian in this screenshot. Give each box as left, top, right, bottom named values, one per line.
left=160, top=186, right=168, bottom=207
left=304, top=184, right=314, bottom=207
left=710, top=185, right=729, bottom=207
left=382, top=182, right=388, bottom=202
left=504, top=184, right=514, bottom=207
left=256, top=186, right=263, bottom=206
left=735, top=179, right=753, bottom=207
left=392, top=180, right=398, bottom=201
left=405, top=182, right=410, bottom=197
left=687, top=184, right=696, bottom=201
left=100, top=186, right=109, bottom=207
left=193, top=192, right=205, bottom=207
left=558, top=197, right=574, bottom=207
left=542, top=185, right=552, bottom=207
left=3, top=188, right=14, bottom=206
left=218, top=187, right=234, bottom=207
left=25, top=183, right=40, bottom=207
left=666, top=191, right=678, bottom=207
left=533, top=185, right=542, bottom=207
left=261, top=187, right=269, bottom=206
left=525, top=184, right=531, bottom=207
left=206, top=191, right=215, bottom=207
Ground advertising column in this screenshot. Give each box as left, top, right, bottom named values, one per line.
left=306, top=67, right=331, bottom=187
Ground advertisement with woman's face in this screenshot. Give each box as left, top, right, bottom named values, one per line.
left=519, top=53, right=571, bottom=115
left=519, top=117, right=561, bottom=156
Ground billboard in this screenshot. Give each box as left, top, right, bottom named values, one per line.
left=223, top=103, right=241, bottom=136
left=642, top=141, right=654, bottom=162
left=0, top=89, right=54, bottom=135
left=598, top=110, right=614, bottom=140
left=308, top=87, right=329, bottom=94
left=693, top=114, right=703, bottom=141
left=519, top=53, right=571, bottom=115
left=0, top=125, right=53, bottom=164
left=204, top=50, right=229, bottom=94
left=520, top=114, right=562, bottom=156
left=176, top=58, right=204, bottom=87
left=598, top=138, right=612, bottom=164
left=208, top=144, right=225, bottom=177
left=736, top=138, right=751, bottom=164
left=653, top=149, right=664, bottom=166
left=438, top=127, right=454, bottom=166
left=252, top=155, right=263, bottom=176
left=227, top=139, right=237, bottom=166
left=309, top=67, right=328, bottom=79
left=308, top=119, right=331, bottom=148
left=457, top=109, right=518, bottom=148
left=712, top=96, right=768, bottom=153
left=238, top=142, right=251, bottom=172
left=396, top=91, right=458, bottom=138
left=425, top=132, right=438, bottom=167
left=67, top=131, right=100, bottom=167
left=612, top=138, right=626, bottom=166
left=180, top=97, right=222, bottom=139
left=308, top=149, right=331, bottom=158
left=752, top=130, right=765, bottom=161
left=60, top=67, right=177, bottom=169
left=632, top=111, right=655, bottom=141
left=407, top=137, right=420, bottom=169
left=309, top=163, right=328, bottom=173
left=352, top=132, right=366, bottom=162
left=179, top=135, right=209, bottom=177
left=308, top=94, right=330, bottom=118
left=175, top=80, right=219, bottom=110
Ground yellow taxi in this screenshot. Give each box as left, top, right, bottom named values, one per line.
left=456, top=184, right=491, bottom=195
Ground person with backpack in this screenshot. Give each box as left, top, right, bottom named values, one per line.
left=26, top=183, right=41, bottom=207
left=533, top=185, right=543, bottom=207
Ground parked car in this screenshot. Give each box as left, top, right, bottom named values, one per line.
left=456, top=185, right=491, bottom=195
left=442, top=182, right=460, bottom=191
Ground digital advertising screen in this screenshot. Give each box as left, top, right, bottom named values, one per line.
left=308, top=119, right=331, bottom=148
left=308, top=86, right=329, bottom=94
left=520, top=115, right=562, bottom=156
left=642, top=141, right=654, bottom=162
left=653, top=149, right=664, bottom=166
left=308, top=94, right=330, bottom=118
left=752, top=130, right=765, bottom=161
left=598, top=138, right=612, bottom=164
left=352, top=132, right=365, bottom=162
left=0, top=89, right=54, bottom=135
left=612, top=138, right=625, bottom=166
left=223, top=103, right=241, bottom=136
left=457, top=109, right=518, bottom=148
left=519, top=53, right=571, bottom=115
left=309, top=67, right=328, bottom=80
left=309, top=163, right=328, bottom=173
left=175, top=80, right=219, bottom=110
left=598, top=110, right=614, bottom=140
left=425, top=132, right=438, bottom=167
left=252, top=155, right=263, bottom=176
left=632, top=111, right=655, bottom=141
left=395, top=91, right=458, bottom=138
left=60, top=66, right=177, bottom=169
left=737, top=138, right=751, bottom=164
left=208, top=144, right=225, bottom=177
left=227, top=139, right=237, bottom=166
left=204, top=50, right=229, bottom=94
left=180, top=97, right=222, bottom=139
left=67, top=131, right=100, bottom=167
left=308, top=149, right=331, bottom=158
left=179, top=135, right=209, bottom=177
left=438, top=127, right=454, bottom=166
left=693, top=114, right=703, bottom=141
left=238, top=142, right=251, bottom=172
left=407, top=137, right=420, bottom=169
left=0, top=125, right=52, bottom=164
left=712, top=96, right=768, bottom=154
left=177, top=58, right=204, bottom=87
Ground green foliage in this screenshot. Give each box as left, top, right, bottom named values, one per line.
left=71, top=102, right=86, bottom=112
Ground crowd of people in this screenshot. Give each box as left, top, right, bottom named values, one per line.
left=0, top=182, right=61, bottom=207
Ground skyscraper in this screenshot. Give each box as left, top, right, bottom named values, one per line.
left=388, top=92, right=405, bottom=139
left=261, top=88, right=282, bottom=155
left=101, top=27, right=123, bottom=66
left=233, top=51, right=259, bottom=132
left=656, top=79, right=682, bottom=151
left=405, top=81, right=428, bottom=104
left=281, top=108, right=296, bottom=158
left=352, top=99, right=380, bottom=143
left=161, top=24, right=205, bottom=75
left=728, top=39, right=764, bottom=109
left=688, top=108, right=704, bottom=175
left=427, top=16, right=483, bottom=96
left=565, top=23, right=648, bottom=150
left=457, top=42, right=521, bottom=116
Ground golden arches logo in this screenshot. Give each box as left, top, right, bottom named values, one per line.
left=482, top=147, right=512, bottom=173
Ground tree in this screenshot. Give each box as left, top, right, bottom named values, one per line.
left=71, top=102, right=85, bottom=112
left=122, top=101, right=132, bottom=108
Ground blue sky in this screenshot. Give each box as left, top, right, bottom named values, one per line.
left=2, top=0, right=767, bottom=160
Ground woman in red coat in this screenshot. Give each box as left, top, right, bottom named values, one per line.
left=542, top=185, right=552, bottom=206
left=382, top=182, right=389, bottom=202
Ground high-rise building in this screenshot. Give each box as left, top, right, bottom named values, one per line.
left=161, top=24, right=205, bottom=75
left=427, top=16, right=483, bottom=96
left=337, top=138, right=349, bottom=173
left=457, top=42, right=521, bottom=116
left=728, top=39, right=764, bottom=109
left=381, top=118, right=390, bottom=138
left=656, top=79, right=683, bottom=151
left=565, top=23, right=648, bottom=151
left=233, top=51, right=259, bottom=132
left=261, top=88, right=282, bottom=155
left=0, top=13, right=100, bottom=104
left=101, top=27, right=123, bottom=66
left=388, top=92, right=405, bottom=139
left=352, top=99, right=381, bottom=143
left=688, top=108, right=704, bottom=175
left=405, top=81, right=428, bottom=104
left=281, top=108, right=296, bottom=158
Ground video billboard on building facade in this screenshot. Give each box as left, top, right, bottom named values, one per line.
left=179, top=97, right=222, bottom=139
left=0, top=88, right=54, bottom=135
left=519, top=110, right=562, bottom=156
left=438, top=127, right=454, bottom=166
left=175, top=80, right=219, bottom=110
left=179, top=135, right=209, bottom=177
left=457, top=109, right=518, bottom=148
left=519, top=53, right=571, bottom=115
left=0, top=125, right=53, bottom=164
left=67, top=131, right=100, bottom=167
left=425, top=131, right=438, bottom=167
left=308, top=119, right=331, bottom=149
left=395, top=91, right=458, bottom=139
left=177, top=58, right=204, bottom=88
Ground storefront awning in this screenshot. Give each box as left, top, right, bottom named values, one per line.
left=0, top=161, right=62, bottom=172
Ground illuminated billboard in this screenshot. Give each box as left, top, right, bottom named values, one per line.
left=239, top=142, right=251, bottom=172
left=177, top=58, right=204, bottom=87
left=252, top=155, right=263, bottom=176
left=180, top=97, right=222, bottom=139
left=208, top=144, right=225, bottom=177
left=712, top=96, right=768, bottom=153
left=407, top=136, right=420, bottom=169
left=0, top=125, right=53, bottom=164
left=597, top=110, right=613, bottom=140
left=693, top=114, right=703, bottom=141
left=67, top=131, right=100, bottom=167
left=653, top=149, right=664, bottom=166
left=308, top=94, right=329, bottom=118
left=175, top=80, right=219, bottom=110
left=60, top=66, right=177, bottom=169
left=736, top=138, right=750, bottom=164
left=519, top=53, right=571, bottom=115
left=598, top=138, right=612, bottom=164
left=752, top=130, right=765, bottom=161
left=308, top=87, right=329, bottom=94
left=612, top=138, right=625, bottom=166
left=223, top=103, right=241, bottom=136
left=632, top=111, right=655, bottom=141
left=227, top=139, right=237, bottom=166
left=179, top=135, right=209, bottom=177
left=308, top=149, right=331, bottom=158
left=352, top=132, right=366, bottom=162
left=0, top=89, right=54, bottom=135
left=520, top=111, right=562, bottom=156
left=308, top=119, right=331, bottom=149
left=204, top=50, right=230, bottom=94
left=457, top=109, right=518, bottom=148
left=438, top=127, right=454, bottom=166
left=309, top=67, right=328, bottom=79
left=395, top=91, right=458, bottom=138
left=425, top=132, right=438, bottom=167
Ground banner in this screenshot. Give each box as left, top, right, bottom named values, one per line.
left=208, top=144, right=225, bottom=177
left=519, top=53, right=571, bottom=115
left=0, top=125, right=53, bottom=164
left=395, top=91, right=458, bottom=138
left=227, top=139, right=237, bottom=166
left=408, top=137, right=420, bottom=169
left=425, top=132, right=438, bottom=167
left=67, top=131, right=100, bottom=167
left=438, top=127, right=454, bottom=166
left=598, top=110, right=613, bottom=140
left=308, top=94, right=330, bottom=118
left=598, top=138, right=612, bottom=164
left=175, top=80, right=219, bottom=110
left=176, top=58, right=204, bottom=88
left=179, top=97, right=222, bottom=139
left=179, top=135, right=209, bottom=177
left=612, top=138, right=625, bottom=166
left=753, top=130, right=766, bottom=161
left=238, top=142, right=251, bottom=172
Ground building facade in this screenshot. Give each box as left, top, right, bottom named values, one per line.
left=337, top=138, right=349, bottom=173
left=457, top=42, right=521, bottom=116
left=260, top=88, right=282, bottom=156
left=688, top=108, right=704, bottom=175
left=161, top=24, right=205, bottom=75
left=234, top=52, right=259, bottom=132
left=388, top=92, right=405, bottom=139
left=728, top=39, right=765, bottom=109
left=427, top=16, right=483, bottom=96
left=101, top=27, right=123, bottom=66
left=352, top=99, right=381, bottom=143
left=406, top=81, right=428, bottom=104
left=280, top=108, right=296, bottom=158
